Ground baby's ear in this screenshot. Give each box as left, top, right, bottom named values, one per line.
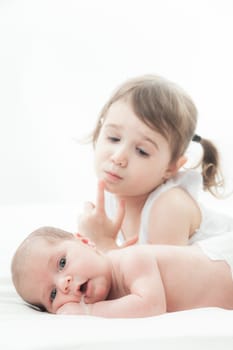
left=74, top=233, right=96, bottom=248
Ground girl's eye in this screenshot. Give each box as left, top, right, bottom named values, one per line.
left=50, top=288, right=57, bottom=302
left=136, top=147, right=149, bottom=157
left=59, top=257, right=66, bottom=270
left=107, top=136, right=120, bottom=142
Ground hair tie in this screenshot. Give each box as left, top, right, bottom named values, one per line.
left=192, top=134, right=202, bottom=143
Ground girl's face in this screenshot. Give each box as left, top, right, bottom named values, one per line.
left=20, top=237, right=112, bottom=313
left=94, top=100, right=176, bottom=199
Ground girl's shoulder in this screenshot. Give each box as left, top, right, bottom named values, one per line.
left=138, top=170, right=202, bottom=244
left=143, top=169, right=202, bottom=214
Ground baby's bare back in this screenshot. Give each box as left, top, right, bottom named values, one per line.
left=108, top=244, right=233, bottom=315
left=153, top=244, right=233, bottom=312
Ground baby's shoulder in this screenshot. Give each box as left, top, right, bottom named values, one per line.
left=109, top=245, right=154, bottom=266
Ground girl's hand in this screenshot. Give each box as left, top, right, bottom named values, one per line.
left=77, top=181, right=127, bottom=251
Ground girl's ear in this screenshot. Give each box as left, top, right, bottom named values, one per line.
left=175, top=155, right=187, bottom=171
left=164, top=155, right=187, bottom=180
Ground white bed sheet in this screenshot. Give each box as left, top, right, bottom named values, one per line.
left=1, top=202, right=233, bottom=350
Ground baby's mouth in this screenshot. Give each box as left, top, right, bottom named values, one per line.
left=80, top=281, right=88, bottom=294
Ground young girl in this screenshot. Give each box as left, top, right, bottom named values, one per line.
left=78, top=74, right=233, bottom=251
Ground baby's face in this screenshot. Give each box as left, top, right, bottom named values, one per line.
left=21, top=237, right=112, bottom=313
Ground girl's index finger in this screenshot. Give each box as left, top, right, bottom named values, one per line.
left=96, top=180, right=106, bottom=214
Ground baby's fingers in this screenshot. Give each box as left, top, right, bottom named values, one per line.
left=56, top=302, right=81, bottom=315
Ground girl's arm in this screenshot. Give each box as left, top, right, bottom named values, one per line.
left=78, top=181, right=137, bottom=251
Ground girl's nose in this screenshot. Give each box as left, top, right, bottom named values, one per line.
left=57, top=275, right=72, bottom=294
left=111, top=148, right=128, bottom=168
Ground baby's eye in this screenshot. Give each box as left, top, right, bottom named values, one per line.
left=136, top=147, right=149, bottom=157
left=59, top=257, right=66, bottom=270
left=50, top=288, right=57, bottom=302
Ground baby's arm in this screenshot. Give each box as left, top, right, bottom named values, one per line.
left=88, top=264, right=166, bottom=318
left=57, top=249, right=167, bottom=318
left=147, top=187, right=201, bottom=245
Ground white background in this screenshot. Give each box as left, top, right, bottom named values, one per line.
left=0, top=0, right=233, bottom=207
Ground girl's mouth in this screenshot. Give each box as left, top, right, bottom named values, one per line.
left=105, top=171, right=122, bottom=182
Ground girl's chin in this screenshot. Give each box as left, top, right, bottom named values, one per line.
left=103, top=185, right=122, bottom=195
left=97, top=176, right=127, bottom=196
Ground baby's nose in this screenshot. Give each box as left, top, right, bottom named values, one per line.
left=57, top=275, right=72, bottom=294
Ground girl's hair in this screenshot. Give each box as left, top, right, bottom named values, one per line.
left=91, top=74, right=224, bottom=196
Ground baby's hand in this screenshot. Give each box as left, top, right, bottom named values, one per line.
left=77, top=181, right=125, bottom=250
left=56, top=301, right=88, bottom=315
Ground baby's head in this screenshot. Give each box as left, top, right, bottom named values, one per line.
left=11, top=226, right=111, bottom=313
left=92, top=74, right=197, bottom=163
left=11, top=226, right=75, bottom=310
